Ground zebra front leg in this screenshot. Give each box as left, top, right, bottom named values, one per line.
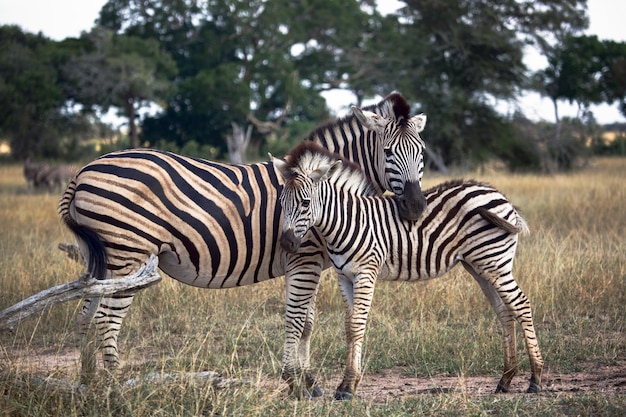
left=334, top=273, right=376, bottom=400
left=281, top=268, right=323, bottom=399
left=296, top=285, right=323, bottom=397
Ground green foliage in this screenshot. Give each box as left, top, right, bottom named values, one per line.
left=497, top=113, right=593, bottom=173
left=0, top=26, right=94, bottom=160
left=534, top=35, right=626, bottom=117
left=3, top=0, right=620, bottom=170
left=372, top=0, right=589, bottom=168
left=64, top=28, right=177, bottom=148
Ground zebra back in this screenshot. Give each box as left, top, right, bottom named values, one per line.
left=276, top=144, right=528, bottom=280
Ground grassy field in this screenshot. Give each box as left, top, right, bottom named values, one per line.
left=1, top=158, right=625, bottom=416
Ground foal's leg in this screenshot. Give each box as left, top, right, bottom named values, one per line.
left=464, top=262, right=543, bottom=393
left=334, top=273, right=377, bottom=400
left=466, top=266, right=519, bottom=392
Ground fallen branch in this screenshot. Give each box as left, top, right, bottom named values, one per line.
left=123, top=371, right=252, bottom=389
left=0, top=255, right=161, bottom=331
left=2, top=369, right=251, bottom=395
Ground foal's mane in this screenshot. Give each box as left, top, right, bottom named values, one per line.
left=282, top=142, right=378, bottom=196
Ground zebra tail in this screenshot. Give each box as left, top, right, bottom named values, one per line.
left=58, top=179, right=108, bottom=280
left=478, top=208, right=530, bottom=236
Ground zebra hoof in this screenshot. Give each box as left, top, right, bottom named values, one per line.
left=334, top=390, right=354, bottom=401
left=310, top=385, right=324, bottom=398
left=291, top=385, right=323, bottom=400
left=526, top=382, right=540, bottom=393
left=495, top=383, right=509, bottom=394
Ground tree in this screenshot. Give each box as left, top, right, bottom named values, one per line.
left=97, top=0, right=377, bottom=162
left=361, top=0, right=588, bottom=168
left=0, top=25, right=99, bottom=160
left=530, top=35, right=626, bottom=169
left=64, top=28, right=177, bottom=148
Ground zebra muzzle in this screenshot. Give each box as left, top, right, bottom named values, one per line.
left=398, top=181, right=427, bottom=222
left=280, top=229, right=302, bottom=253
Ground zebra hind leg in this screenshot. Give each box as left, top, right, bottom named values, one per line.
left=464, top=262, right=543, bottom=393
left=77, top=294, right=136, bottom=383
left=494, top=279, right=543, bottom=393
left=77, top=296, right=100, bottom=384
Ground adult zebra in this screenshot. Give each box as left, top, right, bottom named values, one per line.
left=24, top=159, right=78, bottom=191
left=273, top=142, right=543, bottom=400
left=58, top=93, right=427, bottom=398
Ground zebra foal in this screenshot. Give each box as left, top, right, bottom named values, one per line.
left=274, top=142, right=544, bottom=400
left=57, top=93, right=428, bottom=398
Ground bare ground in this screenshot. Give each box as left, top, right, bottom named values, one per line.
left=3, top=348, right=625, bottom=402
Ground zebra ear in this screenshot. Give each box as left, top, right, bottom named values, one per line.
left=410, top=113, right=427, bottom=132
left=351, top=106, right=390, bottom=133
left=269, top=153, right=288, bottom=179
left=309, top=160, right=342, bottom=183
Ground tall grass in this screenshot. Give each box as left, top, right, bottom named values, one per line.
left=1, top=158, right=625, bottom=416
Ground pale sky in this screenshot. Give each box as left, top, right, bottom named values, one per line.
left=0, top=0, right=625, bottom=124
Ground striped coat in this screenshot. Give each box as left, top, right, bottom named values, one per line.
left=24, top=159, right=78, bottom=191
left=275, top=142, right=543, bottom=399
left=58, top=93, right=428, bottom=398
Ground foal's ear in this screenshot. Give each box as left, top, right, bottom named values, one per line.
left=309, top=160, right=342, bottom=183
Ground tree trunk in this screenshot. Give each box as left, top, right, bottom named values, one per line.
left=547, top=97, right=561, bottom=174
left=226, top=122, right=253, bottom=164
left=127, top=97, right=140, bottom=148
left=424, top=147, right=449, bottom=174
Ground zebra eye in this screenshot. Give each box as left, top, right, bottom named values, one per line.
left=301, top=199, right=311, bottom=208
left=383, top=147, right=393, bottom=158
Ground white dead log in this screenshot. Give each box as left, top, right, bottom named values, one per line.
left=0, top=255, right=161, bottom=331
left=3, top=370, right=251, bottom=394
left=123, top=371, right=252, bottom=389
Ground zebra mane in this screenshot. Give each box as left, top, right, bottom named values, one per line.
left=304, top=92, right=412, bottom=142
left=281, top=142, right=378, bottom=196
left=364, top=92, right=412, bottom=125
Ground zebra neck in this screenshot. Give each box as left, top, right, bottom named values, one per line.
left=308, top=122, right=385, bottom=194
left=314, top=185, right=396, bottom=255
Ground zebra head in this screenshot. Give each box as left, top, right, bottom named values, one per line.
left=271, top=145, right=349, bottom=253
left=352, top=104, right=427, bottom=221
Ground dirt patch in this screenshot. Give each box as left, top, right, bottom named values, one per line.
left=4, top=349, right=626, bottom=402
left=352, top=362, right=626, bottom=403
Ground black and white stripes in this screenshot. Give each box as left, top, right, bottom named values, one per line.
left=24, top=158, right=78, bottom=191
left=275, top=142, right=544, bottom=399
left=57, top=93, right=428, bottom=398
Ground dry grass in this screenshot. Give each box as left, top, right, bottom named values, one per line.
left=1, top=158, right=625, bottom=416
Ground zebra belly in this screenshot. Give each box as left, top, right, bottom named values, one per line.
left=377, top=256, right=460, bottom=282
